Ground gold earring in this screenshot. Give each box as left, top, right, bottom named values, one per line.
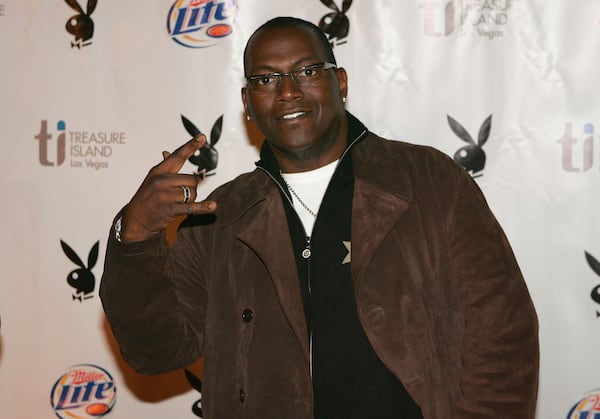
left=342, top=97, right=347, bottom=103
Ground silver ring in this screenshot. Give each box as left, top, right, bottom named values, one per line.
left=181, top=185, right=191, bottom=204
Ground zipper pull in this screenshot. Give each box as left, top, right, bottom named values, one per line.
left=301, top=236, right=311, bottom=259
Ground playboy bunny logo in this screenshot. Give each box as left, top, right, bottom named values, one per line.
left=584, top=251, right=600, bottom=318
left=64, top=0, right=98, bottom=48
left=448, top=114, right=492, bottom=177
left=60, top=240, right=100, bottom=302
left=318, top=0, right=353, bottom=47
left=185, top=368, right=203, bottom=417
left=181, top=114, right=223, bottom=178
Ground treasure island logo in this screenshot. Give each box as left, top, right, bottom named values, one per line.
left=419, top=0, right=519, bottom=39
left=34, top=120, right=126, bottom=170
left=63, top=0, right=98, bottom=48
left=558, top=123, right=599, bottom=173
left=566, top=389, right=600, bottom=419
left=167, top=0, right=238, bottom=48
left=51, top=364, right=116, bottom=418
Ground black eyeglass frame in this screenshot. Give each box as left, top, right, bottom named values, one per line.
left=245, top=62, right=337, bottom=93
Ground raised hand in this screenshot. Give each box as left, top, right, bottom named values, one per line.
left=120, top=135, right=217, bottom=243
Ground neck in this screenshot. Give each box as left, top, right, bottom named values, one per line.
left=274, top=118, right=348, bottom=173
left=277, top=152, right=343, bottom=173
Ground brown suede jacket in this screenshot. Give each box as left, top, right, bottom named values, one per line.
left=100, top=132, right=539, bottom=419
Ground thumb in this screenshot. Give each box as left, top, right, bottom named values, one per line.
left=187, top=200, right=218, bottom=215
left=162, top=150, right=171, bottom=160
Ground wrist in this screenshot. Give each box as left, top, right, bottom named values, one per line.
left=114, top=216, right=124, bottom=242
left=115, top=214, right=161, bottom=243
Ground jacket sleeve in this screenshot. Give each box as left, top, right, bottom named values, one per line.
left=99, top=216, right=208, bottom=375
left=447, top=172, right=539, bottom=418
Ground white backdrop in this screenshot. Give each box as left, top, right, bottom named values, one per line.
left=1, top=1, right=600, bottom=418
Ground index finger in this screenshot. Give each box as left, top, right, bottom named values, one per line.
left=158, top=134, right=206, bottom=174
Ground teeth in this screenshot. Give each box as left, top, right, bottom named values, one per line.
left=282, top=112, right=304, bottom=120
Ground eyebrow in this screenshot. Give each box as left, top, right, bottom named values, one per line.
left=249, top=56, right=320, bottom=74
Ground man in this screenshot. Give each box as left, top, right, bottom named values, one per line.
left=100, top=17, right=539, bottom=418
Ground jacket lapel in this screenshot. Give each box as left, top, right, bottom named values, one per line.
left=351, top=136, right=413, bottom=290
left=233, top=176, right=310, bottom=362
left=222, top=132, right=412, bottom=361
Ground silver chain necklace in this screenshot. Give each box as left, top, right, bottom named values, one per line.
left=281, top=176, right=317, bottom=218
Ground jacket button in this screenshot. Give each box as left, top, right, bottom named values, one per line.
left=242, top=308, right=254, bottom=323
left=239, top=388, right=245, bottom=403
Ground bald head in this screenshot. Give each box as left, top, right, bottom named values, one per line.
left=243, top=16, right=336, bottom=77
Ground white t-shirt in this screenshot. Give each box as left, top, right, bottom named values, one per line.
left=280, top=159, right=338, bottom=236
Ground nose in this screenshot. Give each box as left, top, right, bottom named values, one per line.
left=276, top=73, right=303, bottom=100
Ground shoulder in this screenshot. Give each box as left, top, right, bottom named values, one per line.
left=207, top=169, right=269, bottom=199
left=202, top=169, right=276, bottom=222
left=179, top=169, right=270, bottom=232
left=355, top=132, right=468, bottom=182
left=354, top=133, right=490, bottom=223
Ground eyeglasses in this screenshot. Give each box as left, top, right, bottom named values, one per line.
left=246, top=62, right=337, bottom=93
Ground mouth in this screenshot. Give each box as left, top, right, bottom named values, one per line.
left=278, top=111, right=308, bottom=121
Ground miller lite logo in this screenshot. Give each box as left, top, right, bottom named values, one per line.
left=566, top=389, right=600, bottom=419
left=167, top=0, right=238, bottom=48
left=50, top=364, right=116, bottom=418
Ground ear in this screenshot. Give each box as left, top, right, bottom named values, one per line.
left=321, top=0, right=340, bottom=11
left=447, top=115, right=475, bottom=144
left=477, top=114, right=492, bottom=146
left=335, top=67, right=348, bottom=102
left=210, top=115, right=224, bottom=146
left=64, top=0, right=84, bottom=13
left=60, top=240, right=85, bottom=268
left=87, top=241, right=99, bottom=270
left=185, top=368, right=203, bottom=392
left=586, top=251, right=600, bottom=276
left=87, top=0, right=98, bottom=15
left=241, top=86, right=251, bottom=119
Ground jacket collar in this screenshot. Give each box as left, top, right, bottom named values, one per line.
left=217, top=112, right=414, bottom=257
left=254, top=111, right=368, bottom=194
left=216, top=112, right=414, bottom=251
left=350, top=134, right=413, bottom=289
left=214, top=115, right=414, bottom=357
